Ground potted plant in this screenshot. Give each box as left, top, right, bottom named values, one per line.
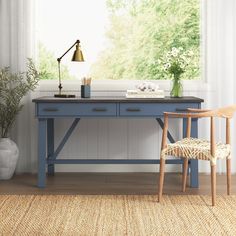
left=0, top=59, right=40, bottom=179
left=162, top=47, right=193, bottom=97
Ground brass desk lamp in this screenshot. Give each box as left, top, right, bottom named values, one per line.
left=54, top=39, right=84, bottom=98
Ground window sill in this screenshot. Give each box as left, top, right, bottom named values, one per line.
left=36, top=79, right=212, bottom=93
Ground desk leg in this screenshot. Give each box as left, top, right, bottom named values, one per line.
left=38, top=118, right=47, bottom=188
left=47, top=118, right=54, bottom=175
left=190, top=118, right=199, bottom=188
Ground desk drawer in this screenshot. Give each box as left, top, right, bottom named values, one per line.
left=37, top=103, right=117, bottom=117
left=119, top=103, right=198, bottom=117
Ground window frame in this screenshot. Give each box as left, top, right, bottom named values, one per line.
left=36, top=0, right=208, bottom=93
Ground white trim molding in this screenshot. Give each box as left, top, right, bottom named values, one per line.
left=37, top=79, right=211, bottom=94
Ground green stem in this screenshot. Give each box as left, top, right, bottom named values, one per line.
left=171, top=75, right=183, bottom=97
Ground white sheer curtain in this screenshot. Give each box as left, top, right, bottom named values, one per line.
left=0, top=0, right=35, bottom=69
left=200, top=0, right=236, bottom=173
left=0, top=0, right=37, bottom=172
left=0, top=0, right=236, bottom=173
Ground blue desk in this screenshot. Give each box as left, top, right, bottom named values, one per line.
left=33, top=96, right=204, bottom=188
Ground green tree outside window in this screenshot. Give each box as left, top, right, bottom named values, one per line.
left=39, top=0, right=200, bottom=80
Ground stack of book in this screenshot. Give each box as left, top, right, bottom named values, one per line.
left=126, top=89, right=165, bottom=98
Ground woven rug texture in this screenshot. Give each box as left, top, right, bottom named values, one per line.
left=0, top=195, right=236, bottom=236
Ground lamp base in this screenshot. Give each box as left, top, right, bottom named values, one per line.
left=54, top=94, right=76, bottom=98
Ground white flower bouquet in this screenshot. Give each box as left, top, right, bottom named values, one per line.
left=161, top=47, right=193, bottom=97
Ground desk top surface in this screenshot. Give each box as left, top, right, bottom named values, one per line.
left=33, top=96, right=204, bottom=103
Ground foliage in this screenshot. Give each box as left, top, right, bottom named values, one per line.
left=39, top=43, right=76, bottom=80
left=160, top=47, right=194, bottom=97
left=0, top=59, right=40, bottom=138
left=90, top=0, right=200, bottom=80
left=161, top=47, right=193, bottom=79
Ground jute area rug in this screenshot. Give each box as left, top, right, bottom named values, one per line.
left=0, top=195, right=236, bottom=236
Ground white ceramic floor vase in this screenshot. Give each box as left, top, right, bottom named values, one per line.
left=0, top=138, right=19, bottom=180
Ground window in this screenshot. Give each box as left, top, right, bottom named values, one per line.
left=37, top=0, right=200, bottom=81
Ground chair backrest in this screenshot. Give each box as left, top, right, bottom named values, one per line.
left=206, top=105, right=236, bottom=146
left=214, top=105, right=236, bottom=118
left=199, top=105, right=236, bottom=119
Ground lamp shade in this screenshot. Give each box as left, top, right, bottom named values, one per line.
left=72, top=44, right=84, bottom=62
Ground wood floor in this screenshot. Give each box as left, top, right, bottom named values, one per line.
left=0, top=173, right=235, bottom=195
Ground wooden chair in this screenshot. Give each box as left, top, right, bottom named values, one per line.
left=158, top=105, right=236, bottom=206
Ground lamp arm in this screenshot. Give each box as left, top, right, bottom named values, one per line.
left=57, top=39, right=80, bottom=62
left=56, top=39, right=80, bottom=95
left=57, top=60, right=62, bottom=94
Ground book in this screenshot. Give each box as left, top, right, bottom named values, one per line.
left=126, top=89, right=165, bottom=98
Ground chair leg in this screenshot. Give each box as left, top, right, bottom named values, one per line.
left=211, top=164, right=216, bottom=206
left=226, top=158, right=231, bottom=195
left=182, top=159, right=188, bottom=192
left=158, top=158, right=166, bottom=202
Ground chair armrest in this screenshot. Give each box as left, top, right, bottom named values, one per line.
left=167, top=105, right=236, bottom=119
left=187, top=108, right=211, bottom=113
left=163, top=111, right=213, bottom=119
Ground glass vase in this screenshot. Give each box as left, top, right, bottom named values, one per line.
left=170, top=77, right=183, bottom=98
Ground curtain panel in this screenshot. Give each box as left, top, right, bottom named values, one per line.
left=0, top=0, right=37, bottom=172
left=202, top=0, right=236, bottom=173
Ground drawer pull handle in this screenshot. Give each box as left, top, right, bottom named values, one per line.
left=175, top=109, right=188, bottom=112
left=126, top=108, right=141, bottom=112
left=92, top=108, right=107, bottom=112
left=43, top=108, right=59, bottom=112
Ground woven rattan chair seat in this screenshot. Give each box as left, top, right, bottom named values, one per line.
left=161, top=138, right=231, bottom=165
